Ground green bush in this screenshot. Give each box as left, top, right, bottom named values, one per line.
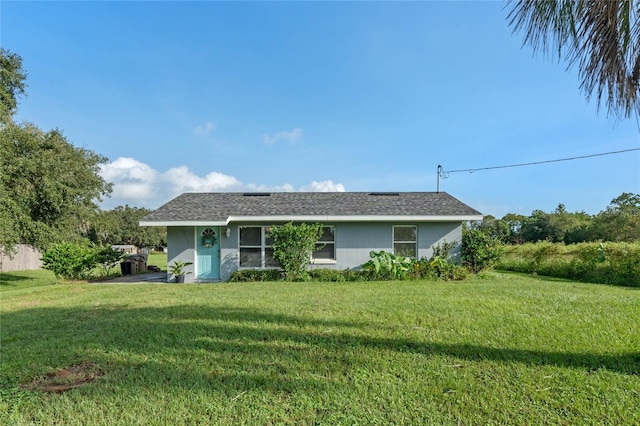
left=270, top=222, right=323, bottom=281
left=42, top=242, right=97, bottom=280
left=409, top=256, right=468, bottom=281
left=229, top=269, right=284, bottom=282
left=498, top=242, right=640, bottom=286
left=461, top=228, right=504, bottom=273
left=362, top=250, right=413, bottom=279
left=362, top=250, right=469, bottom=282
left=308, top=268, right=374, bottom=282
left=93, top=245, right=124, bottom=277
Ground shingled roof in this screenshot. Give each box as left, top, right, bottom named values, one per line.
left=140, top=192, right=482, bottom=225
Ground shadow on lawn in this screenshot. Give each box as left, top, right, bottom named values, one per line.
left=2, top=305, right=638, bottom=395
left=0, top=272, right=31, bottom=285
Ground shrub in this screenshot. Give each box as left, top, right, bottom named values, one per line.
left=229, top=269, right=284, bottom=282
left=362, top=250, right=413, bottom=279
left=308, top=268, right=374, bottom=282
left=461, top=228, right=504, bottom=273
left=42, top=242, right=97, bottom=280
left=93, top=246, right=123, bottom=277
left=270, top=222, right=323, bottom=281
left=497, top=242, right=640, bottom=287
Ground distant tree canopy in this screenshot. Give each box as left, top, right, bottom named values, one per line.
left=0, top=49, right=111, bottom=253
left=473, top=193, right=640, bottom=244
left=86, top=205, right=166, bottom=248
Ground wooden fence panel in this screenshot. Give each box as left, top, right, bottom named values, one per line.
left=0, top=245, right=43, bottom=272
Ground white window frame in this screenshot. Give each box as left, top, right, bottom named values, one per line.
left=238, top=226, right=277, bottom=269
left=312, top=226, right=336, bottom=264
left=393, top=225, right=417, bottom=258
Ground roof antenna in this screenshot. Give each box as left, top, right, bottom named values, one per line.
left=437, top=165, right=442, bottom=193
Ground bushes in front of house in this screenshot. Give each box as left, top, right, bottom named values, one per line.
left=497, top=241, right=640, bottom=287
left=228, top=269, right=285, bottom=282
left=229, top=244, right=470, bottom=283
left=229, top=268, right=374, bottom=283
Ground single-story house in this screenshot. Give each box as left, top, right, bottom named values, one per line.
left=140, top=192, right=482, bottom=282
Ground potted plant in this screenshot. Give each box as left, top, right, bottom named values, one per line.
left=168, top=260, right=193, bottom=283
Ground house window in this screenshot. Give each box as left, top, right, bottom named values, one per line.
left=239, top=226, right=277, bottom=268
left=313, top=226, right=335, bottom=261
left=393, top=225, right=417, bottom=258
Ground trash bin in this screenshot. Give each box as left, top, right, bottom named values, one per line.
left=124, top=255, right=140, bottom=274
left=120, top=261, right=132, bottom=275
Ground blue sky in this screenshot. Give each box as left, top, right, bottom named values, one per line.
left=3, top=1, right=639, bottom=217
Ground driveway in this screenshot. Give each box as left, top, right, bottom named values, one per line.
left=92, top=272, right=167, bottom=284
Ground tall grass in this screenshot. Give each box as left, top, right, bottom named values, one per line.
left=1, top=272, right=639, bottom=424
left=498, top=241, right=640, bottom=286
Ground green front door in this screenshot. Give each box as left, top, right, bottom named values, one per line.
left=197, top=226, right=220, bottom=280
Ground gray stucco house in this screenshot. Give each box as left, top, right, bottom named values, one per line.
left=140, top=192, right=482, bottom=282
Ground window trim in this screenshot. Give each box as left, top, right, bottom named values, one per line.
left=312, top=225, right=336, bottom=264
left=393, top=225, right=418, bottom=258
left=238, top=226, right=277, bottom=269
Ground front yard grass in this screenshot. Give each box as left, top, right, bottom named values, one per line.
left=1, top=272, right=638, bottom=424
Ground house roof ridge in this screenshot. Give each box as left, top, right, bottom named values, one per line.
left=140, top=191, right=482, bottom=224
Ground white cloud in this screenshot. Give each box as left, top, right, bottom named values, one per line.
left=193, top=121, right=216, bottom=136
left=300, top=180, right=346, bottom=192
left=263, top=128, right=303, bottom=145
left=99, top=157, right=346, bottom=209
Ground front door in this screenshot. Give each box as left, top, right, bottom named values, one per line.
left=197, top=226, right=220, bottom=280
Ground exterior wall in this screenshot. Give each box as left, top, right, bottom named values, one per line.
left=0, top=245, right=43, bottom=272
left=417, top=222, right=463, bottom=262
left=167, top=226, right=196, bottom=283
left=167, top=222, right=464, bottom=282
left=329, top=223, right=390, bottom=270
left=220, top=226, right=238, bottom=282
left=323, top=222, right=462, bottom=271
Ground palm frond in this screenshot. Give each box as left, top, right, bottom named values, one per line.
left=507, top=0, right=640, bottom=119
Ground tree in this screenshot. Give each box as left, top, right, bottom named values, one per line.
left=474, top=215, right=512, bottom=242
left=521, top=209, right=561, bottom=242
left=0, top=50, right=112, bottom=253
left=0, top=123, right=112, bottom=250
left=507, top=0, right=640, bottom=118
left=87, top=205, right=166, bottom=248
left=592, top=192, right=640, bottom=241
left=0, top=48, right=27, bottom=125
left=501, top=213, right=527, bottom=244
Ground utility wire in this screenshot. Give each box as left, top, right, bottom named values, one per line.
left=436, top=147, right=640, bottom=192
left=439, top=147, right=640, bottom=177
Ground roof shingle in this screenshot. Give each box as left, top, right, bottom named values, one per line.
left=141, top=192, right=482, bottom=224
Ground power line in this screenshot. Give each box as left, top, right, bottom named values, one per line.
left=436, top=147, right=640, bottom=192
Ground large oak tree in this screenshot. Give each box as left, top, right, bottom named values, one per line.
left=0, top=50, right=111, bottom=253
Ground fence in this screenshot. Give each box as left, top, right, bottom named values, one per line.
left=0, top=245, right=43, bottom=272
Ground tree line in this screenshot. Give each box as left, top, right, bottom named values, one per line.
left=1, top=48, right=164, bottom=255
left=473, top=192, right=640, bottom=244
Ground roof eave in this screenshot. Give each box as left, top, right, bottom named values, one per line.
left=140, top=214, right=483, bottom=227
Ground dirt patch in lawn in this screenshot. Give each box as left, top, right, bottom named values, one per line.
left=22, top=362, right=103, bottom=393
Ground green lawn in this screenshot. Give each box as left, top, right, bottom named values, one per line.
left=146, top=252, right=167, bottom=270
left=1, top=272, right=638, bottom=425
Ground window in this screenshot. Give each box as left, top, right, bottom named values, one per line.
left=313, top=226, right=335, bottom=262
left=239, top=226, right=277, bottom=268
left=393, top=225, right=417, bottom=258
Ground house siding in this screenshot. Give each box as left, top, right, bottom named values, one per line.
left=167, top=226, right=196, bottom=283
left=167, top=221, right=464, bottom=282
left=418, top=222, right=463, bottom=262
